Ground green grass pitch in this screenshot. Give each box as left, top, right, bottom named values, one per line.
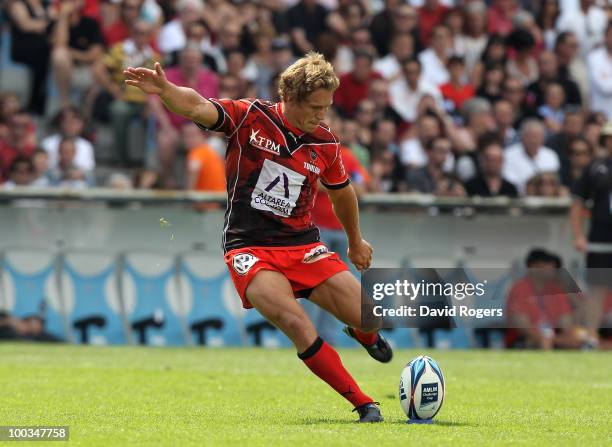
left=0, top=343, right=610, bottom=446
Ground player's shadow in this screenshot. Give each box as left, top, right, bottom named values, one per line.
left=294, top=418, right=474, bottom=427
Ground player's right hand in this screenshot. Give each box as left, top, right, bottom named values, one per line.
left=124, top=62, right=168, bottom=95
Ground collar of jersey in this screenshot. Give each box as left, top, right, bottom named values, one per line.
left=277, top=103, right=306, bottom=138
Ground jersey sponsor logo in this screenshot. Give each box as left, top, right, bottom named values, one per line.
left=251, top=159, right=305, bottom=217
left=302, top=244, right=333, bottom=263
left=249, top=128, right=282, bottom=155
left=303, top=161, right=320, bottom=174
left=232, top=253, right=259, bottom=275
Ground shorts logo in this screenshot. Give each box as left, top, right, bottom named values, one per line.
left=419, top=383, right=439, bottom=408
left=232, top=253, right=259, bottom=276
left=249, top=128, right=282, bottom=155
left=303, top=245, right=332, bottom=263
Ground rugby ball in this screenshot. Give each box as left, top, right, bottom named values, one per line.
left=399, top=355, right=445, bottom=420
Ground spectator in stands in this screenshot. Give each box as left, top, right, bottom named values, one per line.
left=41, top=106, right=95, bottom=173
left=418, top=0, right=450, bottom=48
left=328, top=1, right=369, bottom=40
left=505, top=248, right=582, bottom=349
left=1, top=157, right=34, bottom=188
left=103, top=0, right=143, bottom=48
left=373, top=33, right=415, bottom=82
left=527, top=50, right=581, bottom=109
left=502, top=77, right=533, bottom=127
left=536, top=0, right=560, bottom=50
left=465, top=139, right=518, bottom=197
left=463, top=1, right=488, bottom=75
left=225, top=49, right=257, bottom=98
left=440, top=56, right=475, bottom=115
left=334, top=51, right=381, bottom=117
left=183, top=123, right=225, bottom=192
left=353, top=99, right=375, bottom=148
left=157, top=0, right=205, bottom=55
left=562, top=137, right=594, bottom=190
left=525, top=171, right=568, bottom=197
left=369, top=0, right=402, bottom=56
left=587, top=23, right=612, bottom=120
left=149, top=43, right=219, bottom=185
left=503, top=119, right=560, bottom=194
left=341, top=119, right=370, bottom=168
left=557, top=0, right=607, bottom=56
left=31, top=148, right=53, bottom=187
left=400, top=112, right=442, bottom=169
left=6, top=0, right=55, bottom=115
left=555, top=31, right=589, bottom=108
left=389, top=58, right=443, bottom=124
left=93, top=20, right=160, bottom=166
left=369, top=148, right=402, bottom=193
left=50, top=137, right=93, bottom=188
left=487, top=0, right=519, bottom=36
left=475, top=63, right=505, bottom=104
left=370, top=119, right=399, bottom=160
left=545, top=108, right=585, bottom=177
left=218, top=74, right=243, bottom=100
left=391, top=4, right=421, bottom=53
left=451, top=97, right=496, bottom=171
left=493, top=99, right=519, bottom=146
left=284, top=0, right=333, bottom=55
left=419, top=24, right=453, bottom=86
left=0, top=111, right=37, bottom=182
left=367, top=79, right=404, bottom=129
left=245, top=31, right=280, bottom=100
left=537, top=83, right=566, bottom=134
left=405, top=136, right=462, bottom=196
left=0, top=93, right=23, bottom=134
left=505, top=28, right=539, bottom=86
left=172, top=19, right=226, bottom=73
left=50, top=0, right=104, bottom=109
left=444, top=7, right=467, bottom=56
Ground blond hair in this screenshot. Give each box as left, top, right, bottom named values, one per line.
left=278, top=52, right=339, bottom=103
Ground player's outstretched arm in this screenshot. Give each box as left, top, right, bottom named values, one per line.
left=327, top=184, right=373, bottom=271
left=123, top=62, right=219, bottom=128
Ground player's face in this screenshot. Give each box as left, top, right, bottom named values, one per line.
left=291, top=89, right=334, bottom=133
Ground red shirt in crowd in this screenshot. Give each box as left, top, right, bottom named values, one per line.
left=334, top=71, right=381, bottom=116
left=504, top=276, right=574, bottom=346
left=417, top=4, right=450, bottom=47
left=439, top=82, right=475, bottom=111
left=0, top=142, right=36, bottom=182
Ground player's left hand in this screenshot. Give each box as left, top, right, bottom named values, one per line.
left=348, top=239, right=373, bottom=272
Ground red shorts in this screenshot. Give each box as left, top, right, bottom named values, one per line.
left=224, top=242, right=349, bottom=309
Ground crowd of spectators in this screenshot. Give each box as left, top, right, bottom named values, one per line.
left=1, top=0, right=612, bottom=194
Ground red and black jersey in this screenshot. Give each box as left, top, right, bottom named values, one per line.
left=196, top=98, right=349, bottom=252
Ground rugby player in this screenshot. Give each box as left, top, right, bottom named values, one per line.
left=124, top=53, right=392, bottom=422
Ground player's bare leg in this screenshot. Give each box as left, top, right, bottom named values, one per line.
left=245, top=269, right=382, bottom=422
left=309, top=270, right=393, bottom=363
